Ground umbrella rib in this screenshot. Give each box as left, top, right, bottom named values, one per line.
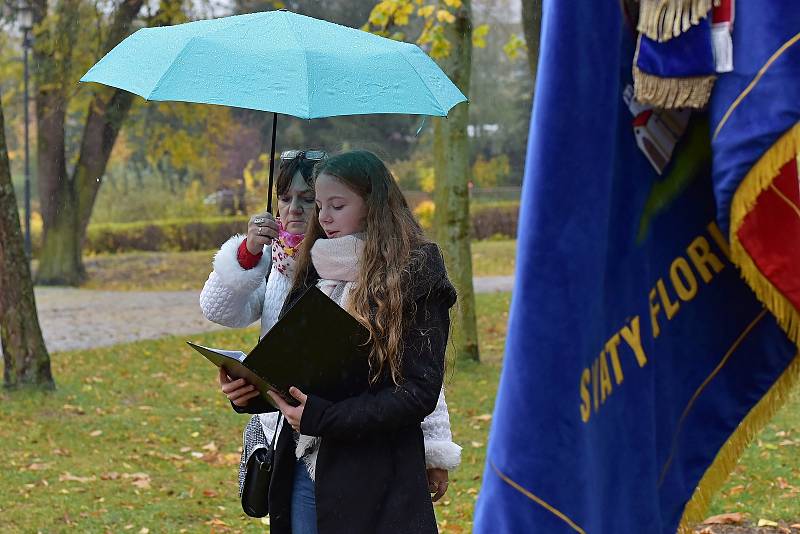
left=147, top=37, right=203, bottom=99
left=398, top=47, right=447, bottom=116
left=281, top=10, right=312, bottom=119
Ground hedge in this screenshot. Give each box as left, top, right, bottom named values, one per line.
left=80, top=204, right=519, bottom=255
left=84, top=216, right=250, bottom=254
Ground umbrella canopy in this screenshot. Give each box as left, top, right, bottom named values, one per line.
left=80, top=10, right=466, bottom=119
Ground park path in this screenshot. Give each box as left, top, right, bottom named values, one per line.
left=25, top=276, right=514, bottom=353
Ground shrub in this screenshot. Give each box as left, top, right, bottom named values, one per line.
left=470, top=204, right=518, bottom=240
left=414, top=200, right=436, bottom=230
left=75, top=202, right=519, bottom=255
left=84, top=216, right=249, bottom=254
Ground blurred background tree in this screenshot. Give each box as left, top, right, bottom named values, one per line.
left=0, top=0, right=537, bottom=280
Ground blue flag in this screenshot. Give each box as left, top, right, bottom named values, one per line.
left=474, top=2, right=800, bottom=533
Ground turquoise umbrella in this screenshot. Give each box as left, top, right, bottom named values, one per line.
left=80, top=9, right=467, bottom=210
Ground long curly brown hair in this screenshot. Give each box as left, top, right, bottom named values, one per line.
left=291, top=150, right=429, bottom=385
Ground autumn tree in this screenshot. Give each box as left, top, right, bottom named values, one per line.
left=31, top=0, right=184, bottom=285
left=366, top=0, right=480, bottom=362
left=520, top=0, right=541, bottom=80
left=0, top=91, right=53, bottom=390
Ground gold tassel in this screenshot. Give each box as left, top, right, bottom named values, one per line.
left=677, top=122, right=800, bottom=532
left=638, top=0, right=720, bottom=42
left=677, top=353, right=800, bottom=532
left=633, top=65, right=716, bottom=109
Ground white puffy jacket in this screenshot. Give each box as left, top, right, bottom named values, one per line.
left=200, top=234, right=461, bottom=470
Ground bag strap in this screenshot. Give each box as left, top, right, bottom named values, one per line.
left=270, top=412, right=283, bottom=451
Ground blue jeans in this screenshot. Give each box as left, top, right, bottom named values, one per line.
left=291, top=459, right=318, bottom=534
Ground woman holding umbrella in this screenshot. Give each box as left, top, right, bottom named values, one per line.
left=199, top=150, right=461, bottom=532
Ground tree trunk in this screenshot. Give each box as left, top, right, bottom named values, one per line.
left=521, top=0, right=542, bottom=81
left=33, top=0, right=85, bottom=285
left=0, top=95, right=54, bottom=389
left=33, top=0, right=166, bottom=285
left=434, top=0, right=479, bottom=362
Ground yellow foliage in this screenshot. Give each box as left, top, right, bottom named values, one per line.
left=183, top=179, right=205, bottom=206
left=436, top=9, right=456, bottom=24
left=503, top=33, right=528, bottom=60
left=413, top=200, right=435, bottom=230
left=417, top=5, right=435, bottom=17
left=419, top=165, right=436, bottom=193
left=473, top=24, right=490, bottom=48
left=443, top=0, right=462, bottom=7
left=472, top=155, right=511, bottom=188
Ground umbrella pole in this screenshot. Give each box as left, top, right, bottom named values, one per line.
left=266, top=112, right=278, bottom=213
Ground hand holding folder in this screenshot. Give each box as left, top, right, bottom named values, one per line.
left=189, top=285, right=371, bottom=408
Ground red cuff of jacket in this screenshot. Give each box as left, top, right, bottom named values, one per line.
left=237, top=238, right=263, bottom=270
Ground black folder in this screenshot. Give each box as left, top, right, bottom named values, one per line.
left=189, top=285, right=370, bottom=408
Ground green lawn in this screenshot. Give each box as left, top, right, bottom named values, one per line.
left=0, top=292, right=510, bottom=533
left=2, top=290, right=798, bottom=532
left=706, top=384, right=800, bottom=524
left=78, top=239, right=517, bottom=292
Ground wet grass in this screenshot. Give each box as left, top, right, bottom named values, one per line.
left=0, top=292, right=510, bottom=533
left=76, top=239, right=517, bottom=292
left=3, top=290, right=797, bottom=533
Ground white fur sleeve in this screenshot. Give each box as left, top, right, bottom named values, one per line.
left=421, top=388, right=462, bottom=470
left=199, top=234, right=270, bottom=328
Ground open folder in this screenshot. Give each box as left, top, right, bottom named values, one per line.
left=189, top=285, right=370, bottom=408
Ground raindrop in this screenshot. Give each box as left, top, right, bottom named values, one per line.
left=96, top=178, right=100, bottom=182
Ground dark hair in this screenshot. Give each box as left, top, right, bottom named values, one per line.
left=292, top=150, right=428, bottom=385
left=275, top=153, right=317, bottom=197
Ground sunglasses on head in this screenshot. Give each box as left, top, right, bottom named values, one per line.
left=279, top=149, right=328, bottom=161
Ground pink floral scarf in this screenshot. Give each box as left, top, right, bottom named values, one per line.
left=271, top=218, right=304, bottom=277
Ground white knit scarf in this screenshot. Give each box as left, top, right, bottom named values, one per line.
left=296, top=233, right=365, bottom=480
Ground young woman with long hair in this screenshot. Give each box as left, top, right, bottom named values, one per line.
left=202, top=150, right=460, bottom=534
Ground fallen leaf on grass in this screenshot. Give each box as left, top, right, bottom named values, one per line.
left=726, top=485, right=745, bottom=496
left=757, top=519, right=778, bottom=527
left=25, top=463, right=52, bottom=471
left=100, top=472, right=119, bottom=480
left=89, top=430, right=103, bottom=437
left=122, top=473, right=151, bottom=490
left=470, top=441, right=484, bottom=448
left=59, top=473, right=96, bottom=483
left=702, top=512, right=746, bottom=525
left=202, top=489, right=218, bottom=497
left=471, top=414, right=492, bottom=422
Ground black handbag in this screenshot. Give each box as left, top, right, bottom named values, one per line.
left=241, top=414, right=281, bottom=518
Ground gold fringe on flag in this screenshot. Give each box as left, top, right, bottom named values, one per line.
left=677, top=121, right=800, bottom=532
left=633, top=65, right=716, bottom=109
left=637, top=0, right=720, bottom=42
left=729, top=121, right=800, bottom=347
left=677, top=353, right=800, bottom=533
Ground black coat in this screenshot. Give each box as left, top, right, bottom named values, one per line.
left=238, top=242, right=457, bottom=534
